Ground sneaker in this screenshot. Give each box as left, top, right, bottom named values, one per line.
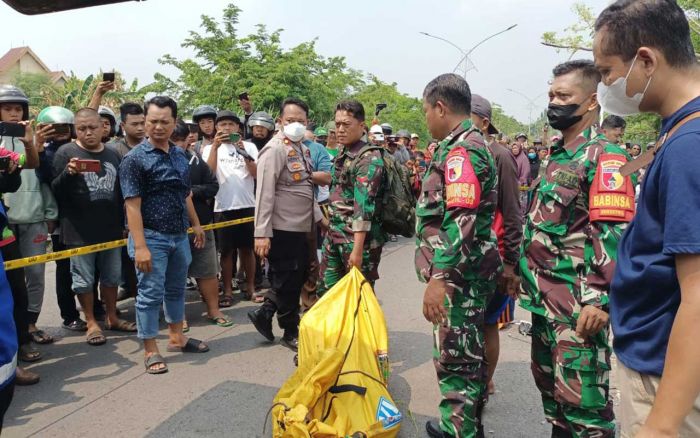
left=62, top=319, right=88, bottom=332
left=247, top=308, right=274, bottom=342
left=390, top=235, right=398, bottom=242
left=186, top=277, right=197, bottom=290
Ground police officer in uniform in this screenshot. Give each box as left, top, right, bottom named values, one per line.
left=247, top=98, right=318, bottom=352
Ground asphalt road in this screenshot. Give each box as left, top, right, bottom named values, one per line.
left=4, top=238, right=553, bottom=437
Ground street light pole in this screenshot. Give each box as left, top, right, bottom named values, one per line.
left=507, top=89, right=546, bottom=138
left=420, top=24, right=517, bottom=79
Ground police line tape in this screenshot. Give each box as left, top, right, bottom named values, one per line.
left=3, top=217, right=255, bottom=271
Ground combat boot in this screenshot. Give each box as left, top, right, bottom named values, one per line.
left=425, top=421, right=449, bottom=438
left=247, top=305, right=275, bottom=341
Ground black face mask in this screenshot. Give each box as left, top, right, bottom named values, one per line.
left=547, top=103, right=583, bottom=131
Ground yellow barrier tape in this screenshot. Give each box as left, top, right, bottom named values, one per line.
left=3, top=217, right=254, bottom=271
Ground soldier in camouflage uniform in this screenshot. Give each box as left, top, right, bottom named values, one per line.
left=415, top=74, right=501, bottom=438
left=520, top=60, right=636, bottom=438
left=317, top=99, right=386, bottom=295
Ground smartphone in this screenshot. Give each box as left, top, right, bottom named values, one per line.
left=103, top=72, right=115, bottom=82
left=238, top=92, right=249, bottom=101
left=375, top=103, right=387, bottom=116
left=236, top=147, right=253, bottom=161
left=75, top=159, right=101, bottom=173
left=0, top=122, right=25, bottom=138
left=229, top=133, right=241, bottom=143
left=0, top=156, right=11, bottom=171
left=52, top=124, right=71, bottom=136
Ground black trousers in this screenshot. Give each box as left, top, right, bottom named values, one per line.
left=1, top=242, right=29, bottom=347
left=0, top=380, right=15, bottom=432
left=263, top=230, right=308, bottom=335
left=51, top=236, right=81, bottom=324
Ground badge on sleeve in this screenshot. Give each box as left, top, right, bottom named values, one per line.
left=445, top=147, right=481, bottom=209
left=589, top=153, right=635, bottom=222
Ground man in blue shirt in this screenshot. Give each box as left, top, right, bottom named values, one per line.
left=119, top=96, right=207, bottom=374
left=594, top=1, right=700, bottom=436
left=301, top=136, right=332, bottom=309
left=0, top=202, right=17, bottom=431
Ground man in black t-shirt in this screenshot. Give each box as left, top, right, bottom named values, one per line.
left=51, top=108, right=135, bottom=347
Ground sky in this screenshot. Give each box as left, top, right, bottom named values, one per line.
left=0, top=0, right=611, bottom=124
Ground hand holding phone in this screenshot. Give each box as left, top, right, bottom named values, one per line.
left=0, top=122, right=26, bottom=138
left=375, top=103, right=387, bottom=117
left=229, top=133, right=241, bottom=144
left=75, top=159, right=101, bottom=173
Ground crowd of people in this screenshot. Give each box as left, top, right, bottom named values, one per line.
left=0, top=0, right=700, bottom=437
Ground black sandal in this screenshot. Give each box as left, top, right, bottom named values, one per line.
left=29, top=330, right=54, bottom=344
left=144, top=354, right=168, bottom=374
left=166, top=337, right=209, bottom=353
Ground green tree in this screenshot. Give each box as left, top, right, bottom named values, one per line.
left=153, top=4, right=363, bottom=123
left=540, top=1, right=700, bottom=142
left=11, top=71, right=153, bottom=116
left=490, top=103, right=528, bottom=138
left=351, top=76, right=430, bottom=146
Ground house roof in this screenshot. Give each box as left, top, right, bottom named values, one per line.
left=0, top=46, right=67, bottom=84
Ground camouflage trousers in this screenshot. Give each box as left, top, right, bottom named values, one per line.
left=316, top=237, right=382, bottom=296
left=530, top=314, right=615, bottom=437
left=433, top=283, right=491, bottom=438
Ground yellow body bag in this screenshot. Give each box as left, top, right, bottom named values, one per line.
left=271, top=268, right=402, bottom=437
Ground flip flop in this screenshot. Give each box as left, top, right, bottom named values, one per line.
left=86, top=328, right=106, bottom=346
left=144, top=353, right=168, bottom=374
left=207, top=315, right=234, bottom=328
left=104, top=319, right=137, bottom=332
left=166, top=338, right=209, bottom=353
left=29, top=330, right=54, bottom=344
left=182, top=320, right=190, bottom=333
left=19, top=344, right=42, bottom=363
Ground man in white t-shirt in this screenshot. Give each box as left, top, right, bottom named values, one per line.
left=202, top=110, right=258, bottom=306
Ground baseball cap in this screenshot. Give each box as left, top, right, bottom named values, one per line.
left=516, top=132, right=528, bottom=140
left=470, top=94, right=498, bottom=135
left=325, top=121, right=336, bottom=132
left=397, top=129, right=410, bottom=139
left=314, top=127, right=328, bottom=137
left=411, top=133, right=419, bottom=139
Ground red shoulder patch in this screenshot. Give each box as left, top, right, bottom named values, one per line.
left=445, top=147, right=480, bottom=209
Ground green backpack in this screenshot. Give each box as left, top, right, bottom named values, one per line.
left=350, top=145, right=416, bottom=238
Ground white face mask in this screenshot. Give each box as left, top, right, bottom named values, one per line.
left=597, top=54, right=652, bottom=116
left=283, top=122, right=306, bottom=142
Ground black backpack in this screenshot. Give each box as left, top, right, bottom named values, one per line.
left=350, top=145, right=416, bottom=238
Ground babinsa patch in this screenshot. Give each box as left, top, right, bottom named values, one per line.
left=445, top=147, right=480, bottom=209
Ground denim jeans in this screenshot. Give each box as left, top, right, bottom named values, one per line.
left=128, top=229, right=191, bottom=340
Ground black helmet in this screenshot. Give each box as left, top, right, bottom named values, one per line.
left=248, top=111, right=275, bottom=131
left=380, top=123, right=393, bottom=135
left=192, top=105, right=217, bottom=123
left=215, top=110, right=241, bottom=126
left=0, top=85, right=29, bottom=121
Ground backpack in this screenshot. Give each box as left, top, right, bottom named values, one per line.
left=350, top=145, right=416, bottom=238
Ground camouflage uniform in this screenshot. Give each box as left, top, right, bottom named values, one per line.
left=415, top=119, right=501, bottom=438
left=317, top=140, right=386, bottom=295
left=520, top=129, right=636, bottom=437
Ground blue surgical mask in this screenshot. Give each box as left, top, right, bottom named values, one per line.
left=528, top=152, right=536, bottom=160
